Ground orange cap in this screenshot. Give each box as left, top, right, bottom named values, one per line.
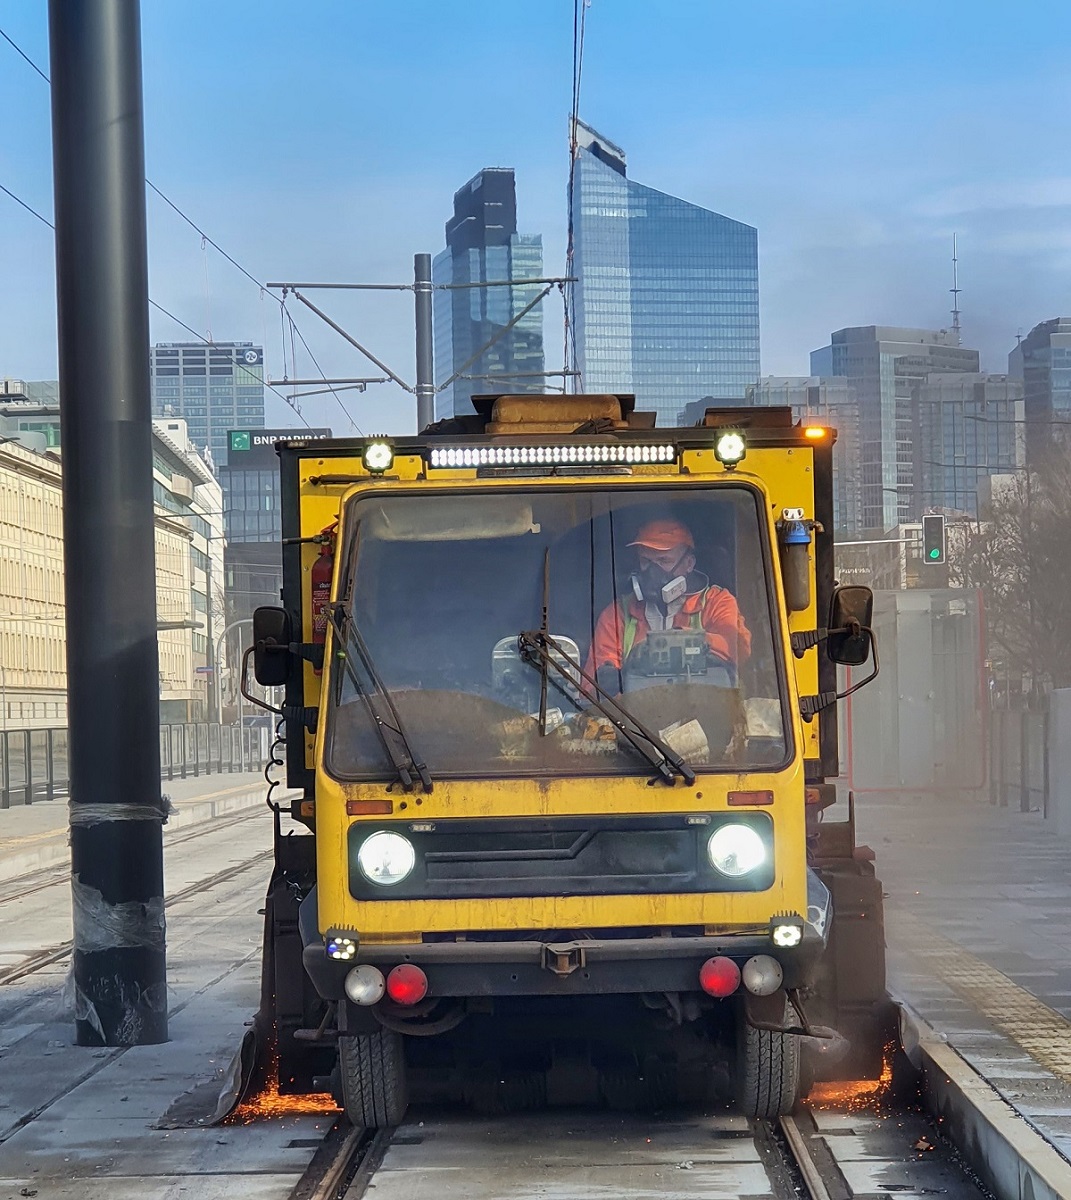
left=628, top=519, right=694, bottom=552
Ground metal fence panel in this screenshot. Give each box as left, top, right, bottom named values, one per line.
left=0, top=722, right=267, bottom=807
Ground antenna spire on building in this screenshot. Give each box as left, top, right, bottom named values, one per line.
left=950, top=233, right=962, bottom=346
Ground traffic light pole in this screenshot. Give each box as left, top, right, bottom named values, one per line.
left=49, top=0, right=168, bottom=1045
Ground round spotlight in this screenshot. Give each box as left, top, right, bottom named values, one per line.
left=698, top=956, right=741, bottom=998
left=742, top=954, right=784, bottom=996
left=362, top=441, right=394, bottom=474
left=344, top=964, right=386, bottom=1006
left=714, top=431, right=746, bottom=466
left=357, top=831, right=416, bottom=886
left=707, top=824, right=766, bottom=877
left=386, top=963, right=428, bottom=1006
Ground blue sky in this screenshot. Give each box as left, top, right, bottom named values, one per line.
left=2, top=1, right=1070, bottom=435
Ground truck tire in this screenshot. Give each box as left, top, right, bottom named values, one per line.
left=736, top=1003, right=801, bottom=1119
left=338, top=1030, right=408, bottom=1128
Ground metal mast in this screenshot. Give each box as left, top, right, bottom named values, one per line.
left=49, top=0, right=168, bottom=1045
left=950, top=233, right=962, bottom=347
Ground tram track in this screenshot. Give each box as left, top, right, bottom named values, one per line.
left=284, top=1097, right=965, bottom=1200
left=779, top=1113, right=833, bottom=1200
left=0, top=845, right=274, bottom=987
left=0, top=801, right=267, bottom=907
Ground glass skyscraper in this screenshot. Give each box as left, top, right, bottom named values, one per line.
left=1008, top=317, right=1071, bottom=466
left=914, top=373, right=1023, bottom=517
left=571, top=121, right=759, bottom=423
left=811, top=327, right=979, bottom=531
left=433, top=169, right=545, bottom=419
left=150, top=341, right=266, bottom=462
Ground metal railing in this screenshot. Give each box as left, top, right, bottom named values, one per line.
left=989, top=709, right=1049, bottom=814
left=0, top=723, right=270, bottom=809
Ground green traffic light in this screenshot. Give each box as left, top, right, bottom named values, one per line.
left=928, top=548, right=940, bottom=560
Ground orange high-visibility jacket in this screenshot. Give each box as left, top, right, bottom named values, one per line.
left=585, top=587, right=752, bottom=676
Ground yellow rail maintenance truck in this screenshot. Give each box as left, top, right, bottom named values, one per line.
left=249, top=395, right=884, bottom=1126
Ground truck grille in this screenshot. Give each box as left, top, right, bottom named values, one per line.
left=347, top=813, right=774, bottom=901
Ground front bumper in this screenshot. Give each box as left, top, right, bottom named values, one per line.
left=302, top=929, right=825, bottom=1001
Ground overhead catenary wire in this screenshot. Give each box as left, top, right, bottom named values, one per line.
left=0, top=23, right=349, bottom=433
left=0, top=174, right=316, bottom=427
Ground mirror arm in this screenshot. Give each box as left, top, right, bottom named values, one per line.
left=289, top=641, right=325, bottom=671
left=790, top=628, right=827, bottom=658
left=282, top=704, right=319, bottom=734
left=791, top=623, right=864, bottom=658
left=800, top=690, right=838, bottom=721
left=240, top=646, right=285, bottom=715
left=834, top=626, right=879, bottom=701
left=798, top=626, right=880, bottom=721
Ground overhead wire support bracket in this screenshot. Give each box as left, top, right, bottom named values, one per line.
left=286, top=288, right=415, bottom=393
left=438, top=276, right=576, bottom=290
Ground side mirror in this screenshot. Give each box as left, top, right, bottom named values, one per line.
left=826, top=585, right=873, bottom=666
left=252, top=606, right=292, bottom=686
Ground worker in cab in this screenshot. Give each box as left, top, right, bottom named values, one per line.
left=585, top=518, right=751, bottom=691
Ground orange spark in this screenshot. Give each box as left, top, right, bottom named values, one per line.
left=226, top=1051, right=339, bottom=1123
left=807, top=1043, right=895, bottom=1113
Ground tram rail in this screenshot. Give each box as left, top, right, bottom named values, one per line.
left=283, top=1098, right=958, bottom=1200
left=0, top=802, right=266, bottom=908
left=0, top=846, right=274, bottom=987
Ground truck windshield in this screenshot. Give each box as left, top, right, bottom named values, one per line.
left=326, top=485, right=790, bottom=780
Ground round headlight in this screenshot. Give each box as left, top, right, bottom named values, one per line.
left=707, top=824, right=766, bottom=877
left=357, top=831, right=416, bottom=886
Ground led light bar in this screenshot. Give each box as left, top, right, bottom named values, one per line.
left=427, top=443, right=677, bottom=469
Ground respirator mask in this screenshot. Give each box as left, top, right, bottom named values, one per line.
left=632, top=555, right=689, bottom=607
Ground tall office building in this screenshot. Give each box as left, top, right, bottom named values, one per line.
left=1008, top=317, right=1071, bottom=466
left=151, top=341, right=266, bottom=461
left=811, top=327, right=979, bottom=531
left=433, top=169, right=545, bottom=419
left=220, top=426, right=331, bottom=627
left=747, top=376, right=863, bottom=535
left=913, top=373, right=1023, bottom=516
left=571, top=120, right=759, bottom=423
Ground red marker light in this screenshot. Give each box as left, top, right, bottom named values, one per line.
left=386, top=963, right=428, bottom=1006
left=699, top=956, right=741, bottom=998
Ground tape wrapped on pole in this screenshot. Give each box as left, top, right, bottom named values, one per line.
left=68, top=797, right=174, bottom=826
left=71, top=876, right=165, bottom=953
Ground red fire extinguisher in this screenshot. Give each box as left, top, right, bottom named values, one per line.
left=310, top=524, right=336, bottom=675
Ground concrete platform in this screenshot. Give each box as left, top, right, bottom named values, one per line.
left=857, top=787, right=1071, bottom=1166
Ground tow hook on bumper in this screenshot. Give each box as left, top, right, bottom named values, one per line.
left=542, top=943, right=587, bottom=976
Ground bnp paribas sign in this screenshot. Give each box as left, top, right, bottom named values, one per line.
left=227, top=427, right=332, bottom=467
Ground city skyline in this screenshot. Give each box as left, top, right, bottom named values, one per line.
left=2, top=2, right=1070, bottom=436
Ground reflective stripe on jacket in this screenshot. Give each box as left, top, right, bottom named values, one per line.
left=586, top=586, right=752, bottom=676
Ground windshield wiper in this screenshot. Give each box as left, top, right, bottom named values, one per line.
left=517, top=630, right=696, bottom=787
left=331, top=607, right=433, bottom=793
